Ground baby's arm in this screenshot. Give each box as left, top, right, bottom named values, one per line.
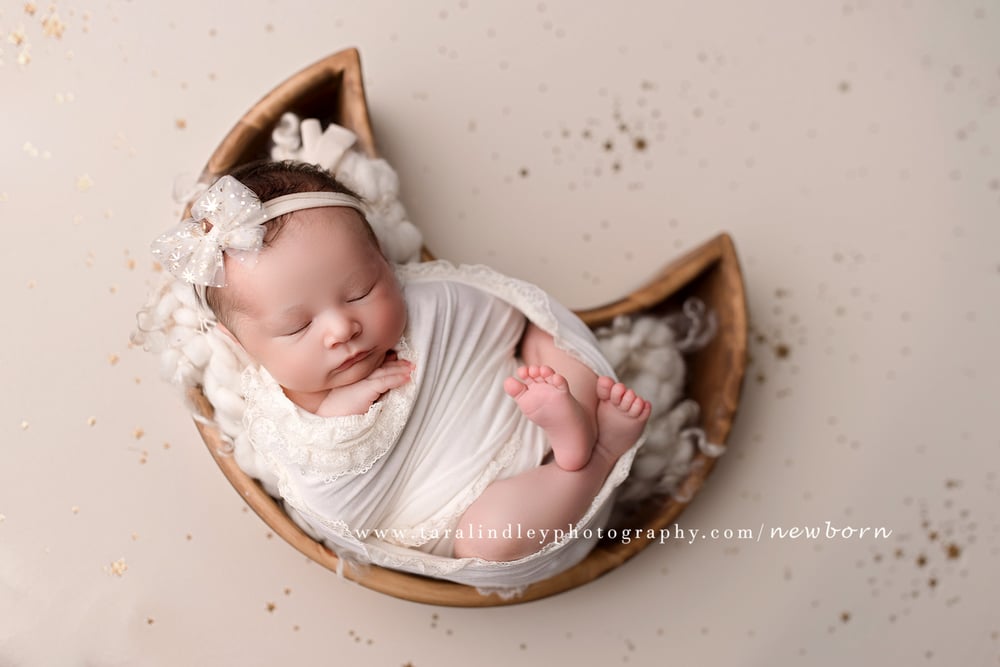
left=315, top=353, right=414, bottom=417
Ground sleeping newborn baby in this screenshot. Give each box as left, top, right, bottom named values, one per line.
left=151, top=160, right=649, bottom=582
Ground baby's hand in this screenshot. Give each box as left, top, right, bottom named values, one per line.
left=315, top=354, right=415, bottom=417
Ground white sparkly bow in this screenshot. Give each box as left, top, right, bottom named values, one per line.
left=151, top=175, right=267, bottom=287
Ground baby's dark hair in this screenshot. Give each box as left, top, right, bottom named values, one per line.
left=204, top=160, right=380, bottom=329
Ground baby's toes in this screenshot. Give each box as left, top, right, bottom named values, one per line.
left=596, top=376, right=615, bottom=401
left=504, top=376, right=527, bottom=398
left=547, top=373, right=568, bottom=390
left=627, top=397, right=648, bottom=419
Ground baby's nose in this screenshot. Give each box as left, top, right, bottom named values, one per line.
left=322, top=314, right=361, bottom=347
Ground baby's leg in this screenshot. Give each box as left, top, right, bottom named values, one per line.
left=452, top=451, right=615, bottom=561
left=454, top=380, right=650, bottom=562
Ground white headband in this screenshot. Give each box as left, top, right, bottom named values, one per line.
left=150, top=175, right=366, bottom=287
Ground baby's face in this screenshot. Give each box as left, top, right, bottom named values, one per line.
left=220, top=208, right=406, bottom=409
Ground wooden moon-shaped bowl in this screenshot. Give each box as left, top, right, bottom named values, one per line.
left=185, top=48, right=748, bottom=606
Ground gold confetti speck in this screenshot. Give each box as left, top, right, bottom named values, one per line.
left=24, top=2, right=37, bottom=16
left=108, top=558, right=128, bottom=577
left=946, top=543, right=961, bottom=559
left=108, top=354, right=120, bottom=365
left=17, top=49, right=32, bottom=66
left=126, top=258, right=136, bottom=270
left=0, top=514, right=6, bottom=523
left=71, top=506, right=80, bottom=514
left=8, top=26, right=27, bottom=46
left=146, top=617, right=155, bottom=625
left=266, top=602, right=276, bottom=613
left=840, top=611, right=851, bottom=623
left=76, top=174, right=94, bottom=191
left=20, top=420, right=29, bottom=430
left=133, top=427, right=144, bottom=440
left=41, top=12, right=66, bottom=39
left=175, top=118, right=187, bottom=130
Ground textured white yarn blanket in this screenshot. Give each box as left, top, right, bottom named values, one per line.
left=133, top=114, right=721, bottom=593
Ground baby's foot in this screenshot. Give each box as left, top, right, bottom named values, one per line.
left=504, top=365, right=595, bottom=471
left=594, top=376, right=651, bottom=462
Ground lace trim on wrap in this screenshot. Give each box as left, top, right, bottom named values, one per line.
left=242, top=337, right=419, bottom=483
left=396, top=261, right=560, bottom=333
left=396, top=260, right=605, bottom=378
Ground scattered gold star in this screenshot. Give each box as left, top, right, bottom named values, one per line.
left=131, top=532, right=139, bottom=541
left=8, top=26, right=27, bottom=46
left=840, top=612, right=851, bottom=623
left=266, top=602, right=276, bottom=613
left=133, top=427, right=145, bottom=439
left=20, top=420, right=29, bottom=430
left=41, top=12, right=66, bottom=38
left=108, top=558, right=128, bottom=576
left=108, top=354, right=120, bottom=365
left=175, top=118, right=187, bottom=129
left=126, top=258, right=136, bottom=270
left=71, top=506, right=80, bottom=514
left=76, top=174, right=94, bottom=191
left=146, top=617, right=155, bottom=625
left=284, top=587, right=292, bottom=595
left=946, top=543, right=961, bottom=559
left=17, top=49, right=32, bottom=66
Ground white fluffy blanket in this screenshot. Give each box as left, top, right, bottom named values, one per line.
left=133, top=114, right=720, bottom=595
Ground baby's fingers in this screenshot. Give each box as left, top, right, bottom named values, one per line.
left=366, top=365, right=414, bottom=391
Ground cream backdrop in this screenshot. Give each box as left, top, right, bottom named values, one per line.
left=2, top=1, right=998, bottom=665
